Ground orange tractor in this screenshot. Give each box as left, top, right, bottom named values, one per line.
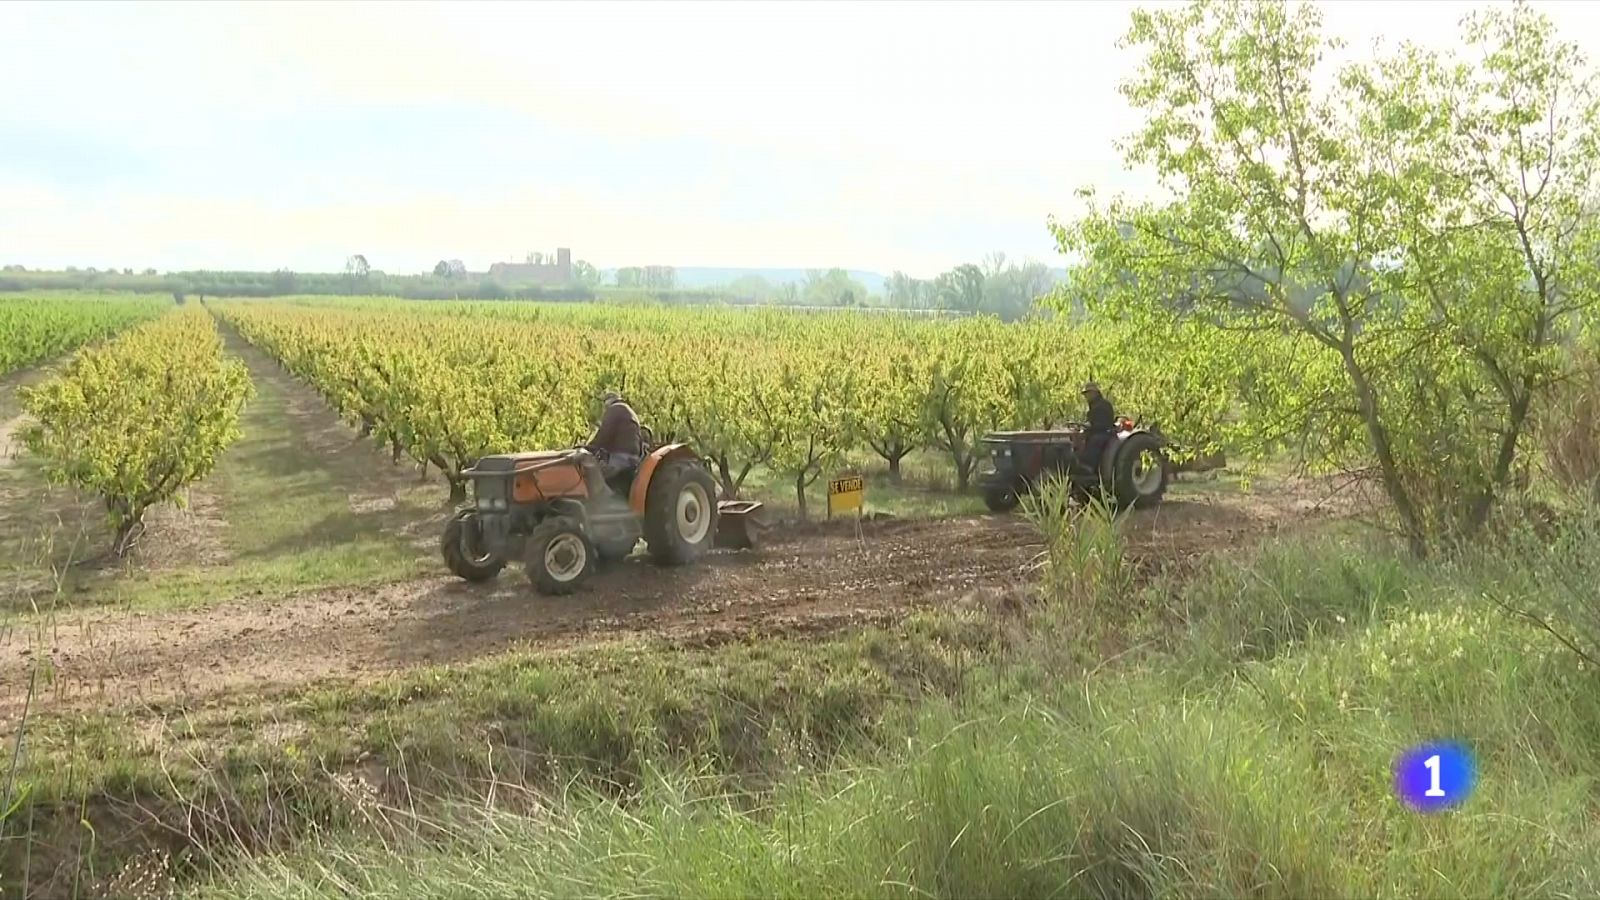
left=441, top=441, right=765, bottom=594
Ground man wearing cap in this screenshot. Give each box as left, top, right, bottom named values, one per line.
left=583, top=391, right=643, bottom=494
left=1082, top=382, right=1117, bottom=471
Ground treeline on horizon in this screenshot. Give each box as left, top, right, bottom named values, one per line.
left=0, top=253, right=1065, bottom=320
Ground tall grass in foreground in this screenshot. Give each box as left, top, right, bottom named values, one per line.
left=198, top=603, right=1600, bottom=898
left=196, top=510, right=1600, bottom=900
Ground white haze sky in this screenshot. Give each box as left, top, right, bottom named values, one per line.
left=2, top=0, right=1597, bottom=278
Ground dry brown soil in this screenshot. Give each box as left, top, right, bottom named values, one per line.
left=0, top=475, right=1357, bottom=724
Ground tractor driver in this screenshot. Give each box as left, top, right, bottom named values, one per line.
left=1082, top=382, right=1117, bottom=470
left=586, top=391, right=643, bottom=484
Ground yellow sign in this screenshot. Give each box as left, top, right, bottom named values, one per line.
left=827, top=475, right=864, bottom=518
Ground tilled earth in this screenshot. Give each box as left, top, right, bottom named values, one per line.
left=0, top=479, right=1351, bottom=722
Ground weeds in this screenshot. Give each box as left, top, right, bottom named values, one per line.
left=1460, top=502, right=1600, bottom=669
left=2, top=493, right=99, bottom=896
left=1538, top=356, right=1600, bottom=502
left=1019, top=479, right=1134, bottom=622
left=1167, top=532, right=1417, bottom=677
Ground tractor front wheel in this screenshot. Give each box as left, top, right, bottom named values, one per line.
left=644, top=461, right=719, bottom=565
left=525, top=517, right=596, bottom=595
left=442, top=509, right=505, bottom=582
left=982, top=486, right=1021, bottom=513
left=1111, top=433, right=1169, bottom=509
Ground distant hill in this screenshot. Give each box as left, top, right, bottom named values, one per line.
left=596, top=266, right=1074, bottom=299
left=608, top=267, right=890, bottom=294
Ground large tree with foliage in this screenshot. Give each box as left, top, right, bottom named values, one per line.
left=1386, top=3, right=1600, bottom=529
left=884, top=271, right=933, bottom=308
left=981, top=253, right=1056, bottom=321
left=801, top=269, right=872, bottom=307
left=1055, top=0, right=1600, bottom=554
left=572, top=259, right=600, bottom=287
left=885, top=258, right=1056, bottom=319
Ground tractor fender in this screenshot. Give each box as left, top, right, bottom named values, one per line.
left=1098, top=427, right=1163, bottom=484
left=1118, top=426, right=1165, bottom=445
left=628, top=443, right=702, bottom=516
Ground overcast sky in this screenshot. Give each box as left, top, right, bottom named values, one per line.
left=3, top=1, right=1596, bottom=278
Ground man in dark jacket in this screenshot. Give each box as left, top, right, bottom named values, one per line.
left=588, top=390, right=643, bottom=475
left=1082, top=382, right=1117, bottom=471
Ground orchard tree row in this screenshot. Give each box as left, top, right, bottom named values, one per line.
left=216, top=297, right=1314, bottom=516
left=20, top=308, right=253, bottom=555
left=0, top=294, right=165, bottom=377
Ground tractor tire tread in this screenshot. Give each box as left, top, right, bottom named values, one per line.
left=643, top=461, right=719, bottom=566
left=1111, top=431, right=1169, bottom=509
left=442, top=509, right=505, bottom=582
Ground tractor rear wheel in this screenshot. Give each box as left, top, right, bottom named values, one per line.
left=1111, top=432, right=1168, bottom=509
left=644, top=460, right=719, bottom=565
left=442, top=509, right=504, bottom=582
left=524, top=517, right=595, bottom=595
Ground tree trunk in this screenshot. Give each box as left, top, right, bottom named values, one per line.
left=946, top=436, right=974, bottom=490
left=795, top=472, right=808, bottom=520
left=112, top=515, right=143, bottom=558
left=1467, top=392, right=1531, bottom=534
left=868, top=436, right=908, bottom=484
left=1343, top=351, right=1427, bottom=557
left=941, top=445, right=974, bottom=490
left=938, top=416, right=973, bottom=491
left=428, top=454, right=465, bottom=502
left=711, top=454, right=755, bottom=500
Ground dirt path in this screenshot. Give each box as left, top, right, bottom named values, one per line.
left=0, top=478, right=1355, bottom=722
left=0, top=414, right=22, bottom=469
left=207, top=326, right=452, bottom=559
left=0, top=360, right=58, bottom=469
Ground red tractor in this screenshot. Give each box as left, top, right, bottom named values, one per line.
left=975, top=418, right=1170, bottom=512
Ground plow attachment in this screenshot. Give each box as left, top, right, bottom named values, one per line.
left=714, top=500, right=769, bottom=550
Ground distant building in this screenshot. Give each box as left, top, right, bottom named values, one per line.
left=489, top=248, right=572, bottom=286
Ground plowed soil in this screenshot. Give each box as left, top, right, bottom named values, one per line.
left=0, top=477, right=1355, bottom=722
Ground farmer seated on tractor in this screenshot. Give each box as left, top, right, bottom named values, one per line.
left=581, top=391, right=643, bottom=493
left=1082, top=382, right=1117, bottom=470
